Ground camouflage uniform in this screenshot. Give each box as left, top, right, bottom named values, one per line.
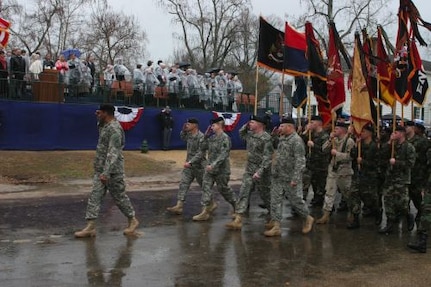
left=199, top=131, right=236, bottom=208
left=177, top=130, right=207, bottom=201
left=350, top=140, right=380, bottom=216
left=302, top=130, right=331, bottom=203
left=235, top=124, right=274, bottom=214
left=381, top=141, right=416, bottom=225
left=270, top=132, right=310, bottom=222
left=85, top=120, right=135, bottom=220
left=322, top=135, right=355, bottom=213
left=407, top=134, right=429, bottom=223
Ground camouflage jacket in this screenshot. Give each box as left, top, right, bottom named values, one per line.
left=272, top=132, right=305, bottom=183
left=323, top=134, right=354, bottom=176
left=381, top=140, right=416, bottom=185
left=94, top=120, right=125, bottom=176
left=302, top=130, right=331, bottom=171
left=408, top=134, right=429, bottom=183
left=180, top=130, right=207, bottom=168
left=200, top=131, right=231, bottom=175
left=351, top=139, right=379, bottom=182
left=239, top=124, right=274, bottom=176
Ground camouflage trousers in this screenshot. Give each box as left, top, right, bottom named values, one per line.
left=323, top=173, right=351, bottom=213
left=177, top=167, right=204, bottom=202
left=270, top=177, right=310, bottom=222
left=201, top=172, right=236, bottom=208
left=306, top=168, right=328, bottom=199
left=418, top=188, right=431, bottom=232
left=85, top=173, right=136, bottom=220
left=408, top=183, right=425, bottom=220
left=349, top=179, right=379, bottom=215
left=383, top=183, right=409, bottom=222
left=235, top=171, right=271, bottom=214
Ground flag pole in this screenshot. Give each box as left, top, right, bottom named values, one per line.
left=254, top=66, right=259, bottom=115
left=391, top=102, right=397, bottom=159
left=411, top=101, right=414, bottom=120
left=357, top=140, right=362, bottom=171
left=307, top=75, right=312, bottom=154
left=279, top=72, right=285, bottom=117
left=376, top=79, right=381, bottom=148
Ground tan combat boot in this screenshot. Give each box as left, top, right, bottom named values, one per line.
left=192, top=207, right=211, bottom=221
left=225, top=214, right=242, bottom=230
left=208, top=201, right=218, bottom=213
left=265, top=220, right=275, bottom=230
left=264, top=221, right=281, bottom=237
left=302, top=215, right=315, bottom=234
left=166, top=200, right=184, bottom=215
left=316, top=211, right=330, bottom=224
left=74, top=220, right=96, bottom=238
left=124, top=217, right=139, bottom=235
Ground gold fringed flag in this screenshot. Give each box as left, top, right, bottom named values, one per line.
left=0, top=17, right=11, bottom=48
left=351, top=33, right=374, bottom=135
left=376, top=26, right=396, bottom=107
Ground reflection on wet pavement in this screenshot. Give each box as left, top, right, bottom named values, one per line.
left=0, top=188, right=430, bottom=286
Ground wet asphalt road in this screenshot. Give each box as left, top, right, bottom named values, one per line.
left=0, top=187, right=430, bottom=287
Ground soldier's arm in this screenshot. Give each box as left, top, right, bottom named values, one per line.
left=334, top=138, right=355, bottom=163
left=239, top=123, right=249, bottom=141
left=361, top=142, right=378, bottom=169
left=189, top=134, right=205, bottom=165
left=209, top=137, right=231, bottom=169
left=102, top=130, right=122, bottom=177
left=291, top=139, right=306, bottom=183
left=180, top=130, right=188, bottom=141
left=256, top=138, right=274, bottom=176
left=393, top=144, right=416, bottom=168
left=314, top=133, right=330, bottom=154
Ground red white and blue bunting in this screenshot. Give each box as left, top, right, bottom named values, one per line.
left=115, top=106, right=144, bottom=131
left=212, top=111, right=241, bottom=132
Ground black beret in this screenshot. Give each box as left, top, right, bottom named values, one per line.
left=281, top=117, right=296, bottom=125
left=310, top=115, right=323, bottom=122
left=363, top=123, right=374, bottom=132
left=210, top=116, right=224, bottom=124
left=250, top=115, right=266, bottom=125
left=395, top=125, right=406, bottom=132
left=99, top=104, right=115, bottom=114
left=335, top=121, right=349, bottom=128
left=415, top=122, right=425, bottom=131
left=405, top=120, right=415, bottom=127
left=187, top=118, right=199, bottom=124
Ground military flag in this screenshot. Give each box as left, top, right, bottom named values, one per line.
left=0, top=17, right=11, bottom=47
left=305, top=22, right=331, bottom=127
left=257, top=17, right=284, bottom=72
left=376, top=26, right=396, bottom=107
left=351, top=34, right=375, bottom=135
left=292, top=76, right=307, bottom=108
left=327, top=22, right=345, bottom=113
left=410, top=39, right=429, bottom=106
left=283, top=22, right=308, bottom=76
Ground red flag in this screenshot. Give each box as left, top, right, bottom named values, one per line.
left=283, top=22, right=308, bottom=76
left=0, top=17, right=10, bottom=47
left=327, top=22, right=345, bottom=113
left=305, top=22, right=331, bottom=126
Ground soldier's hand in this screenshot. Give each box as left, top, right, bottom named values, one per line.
left=184, top=162, right=191, bottom=168
left=182, top=123, right=187, bottom=130
left=389, top=158, right=396, bottom=165
left=290, top=181, right=297, bottom=187
left=330, top=131, right=336, bottom=139
left=252, top=172, right=260, bottom=180
left=271, top=127, right=279, bottom=135
left=357, top=157, right=362, bottom=164
left=331, top=149, right=337, bottom=156
left=99, top=174, right=108, bottom=185
left=205, top=165, right=213, bottom=171
left=307, top=141, right=314, bottom=148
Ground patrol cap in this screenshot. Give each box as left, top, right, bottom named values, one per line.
left=335, top=121, right=349, bottom=129
left=187, top=118, right=199, bottom=124
left=210, top=116, right=224, bottom=124
left=280, top=117, right=296, bottom=125
left=395, top=125, right=406, bottom=132
left=310, top=115, right=323, bottom=122
left=250, top=115, right=266, bottom=125
left=363, top=123, right=374, bottom=133
left=405, top=120, right=415, bottom=127
left=98, top=104, right=115, bottom=115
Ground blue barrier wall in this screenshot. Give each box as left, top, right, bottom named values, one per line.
left=0, top=101, right=279, bottom=150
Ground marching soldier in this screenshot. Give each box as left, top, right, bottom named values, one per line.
left=166, top=118, right=206, bottom=215
left=225, top=115, right=274, bottom=230
left=264, top=117, right=314, bottom=237
left=192, top=117, right=237, bottom=221
left=348, top=123, right=380, bottom=229
left=316, top=121, right=355, bottom=225
left=379, top=125, right=416, bottom=234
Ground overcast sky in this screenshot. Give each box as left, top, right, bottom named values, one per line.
left=107, top=0, right=431, bottom=62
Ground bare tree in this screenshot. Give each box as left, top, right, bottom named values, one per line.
left=81, top=1, right=147, bottom=70
left=158, top=0, right=252, bottom=71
